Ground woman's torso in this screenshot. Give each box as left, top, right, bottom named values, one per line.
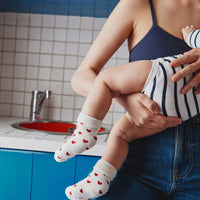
left=116, top=2, right=200, bottom=198
left=128, top=0, right=200, bottom=61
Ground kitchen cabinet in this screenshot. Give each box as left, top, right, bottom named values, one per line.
left=75, top=155, right=100, bottom=183
left=0, top=148, right=33, bottom=200
left=31, top=152, right=76, bottom=200
left=0, top=148, right=100, bottom=200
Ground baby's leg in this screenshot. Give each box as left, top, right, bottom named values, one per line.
left=55, top=60, right=153, bottom=162
left=65, top=115, right=130, bottom=200
left=82, top=60, right=153, bottom=120
left=54, top=113, right=102, bottom=162
left=66, top=159, right=117, bottom=200
left=182, top=25, right=200, bottom=48
left=102, top=113, right=163, bottom=170
left=65, top=114, right=162, bottom=200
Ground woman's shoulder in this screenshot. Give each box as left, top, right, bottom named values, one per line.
left=119, top=0, right=149, bottom=9
left=118, top=0, right=150, bottom=18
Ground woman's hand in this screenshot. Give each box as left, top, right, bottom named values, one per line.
left=170, top=48, right=200, bottom=94
left=114, top=93, right=182, bottom=129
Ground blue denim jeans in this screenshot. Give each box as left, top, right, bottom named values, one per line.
left=96, top=115, right=200, bottom=200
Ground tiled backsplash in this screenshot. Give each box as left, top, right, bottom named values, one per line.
left=0, top=12, right=129, bottom=126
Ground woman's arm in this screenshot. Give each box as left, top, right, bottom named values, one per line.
left=71, top=0, right=143, bottom=96
left=170, top=48, right=200, bottom=94
left=115, top=93, right=182, bottom=129
left=71, top=0, right=182, bottom=129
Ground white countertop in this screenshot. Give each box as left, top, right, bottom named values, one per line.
left=0, top=117, right=108, bottom=156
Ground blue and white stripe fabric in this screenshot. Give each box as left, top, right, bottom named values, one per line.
left=142, top=55, right=200, bottom=121
left=187, top=29, right=200, bottom=48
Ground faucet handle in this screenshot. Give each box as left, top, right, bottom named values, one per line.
left=46, top=90, right=52, bottom=99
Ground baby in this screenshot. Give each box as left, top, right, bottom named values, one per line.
left=55, top=26, right=200, bottom=200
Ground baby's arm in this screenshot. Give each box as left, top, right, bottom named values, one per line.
left=182, top=25, right=200, bottom=48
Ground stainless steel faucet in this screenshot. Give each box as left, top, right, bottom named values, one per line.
left=30, top=90, right=52, bottom=121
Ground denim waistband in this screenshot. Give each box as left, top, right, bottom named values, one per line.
left=183, top=114, right=200, bottom=125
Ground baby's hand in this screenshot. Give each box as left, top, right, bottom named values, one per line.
left=182, top=25, right=196, bottom=46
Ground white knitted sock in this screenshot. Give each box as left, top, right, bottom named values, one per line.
left=65, top=160, right=117, bottom=200
left=187, top=29, right=200, bottom=48
left=54, top=113, right=102, bottom=162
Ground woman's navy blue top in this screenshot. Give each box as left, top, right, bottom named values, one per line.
left=129, top=0, right=191, bottom=62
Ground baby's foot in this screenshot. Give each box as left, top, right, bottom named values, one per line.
left=54, top=124, right=98, bottom=162
left=54, top=113, right=101, bottom=162
left=66, top=170, right=110, bottom=200
left=65, top=160, right=117, bottom=200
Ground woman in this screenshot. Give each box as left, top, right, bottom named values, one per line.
left=71, top=0, right=200, bottom=199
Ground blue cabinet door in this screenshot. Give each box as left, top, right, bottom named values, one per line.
left=75, top=155, right=100, bottom=183
left=31, top=152, right=76, bottom=200
left=0, top=148, right=33, bottom=200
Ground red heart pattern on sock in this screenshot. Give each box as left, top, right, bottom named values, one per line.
left=83, top=139, right=89, bottom=143
left=66, top=171, right=110, bottom=199
left=94, top=136, right=97, bottom=140
left=55, top=114, right=100, bottom=164
left=98, top=181, right=102, bottom=185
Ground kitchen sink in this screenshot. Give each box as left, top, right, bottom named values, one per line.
left=11, top=121, right=109, bottom=135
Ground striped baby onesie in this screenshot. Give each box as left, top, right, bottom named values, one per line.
left=142, top=55, right=200, bottom=121
left=187, top=29, right=200, bottom=48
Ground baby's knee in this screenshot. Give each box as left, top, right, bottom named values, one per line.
left=95, top=70, right=110, bottom=84
left=95, top=70, right=120, bottom=97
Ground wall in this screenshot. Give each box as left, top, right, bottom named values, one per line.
left=0, top=0, right=128, bottom=126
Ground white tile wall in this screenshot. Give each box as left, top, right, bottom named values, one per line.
left=29, top=28, right=41, bottom=40
left=0, top=12, right=129, bottom=126
left=1, top=65, right=14, bottom=77
left=42, top=28, right=54, bottom=40
left=55, top=15, right=68, bottom=28
left=40, top=55, right=51, bottom=67
left=30, top=14, right=42, bottom=27
left=43, top=15, right=55, bottom=27
left=5, top=13, right=17, bottom=25
left=15, top=53, right=27, bottom=65
left=18, top=13, right=29, bottom=26
left=16, top=27, right=28, bottom=39
left=68, top=16, right=80, bottom=29
left=14, top=66, right=26, bottom=78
